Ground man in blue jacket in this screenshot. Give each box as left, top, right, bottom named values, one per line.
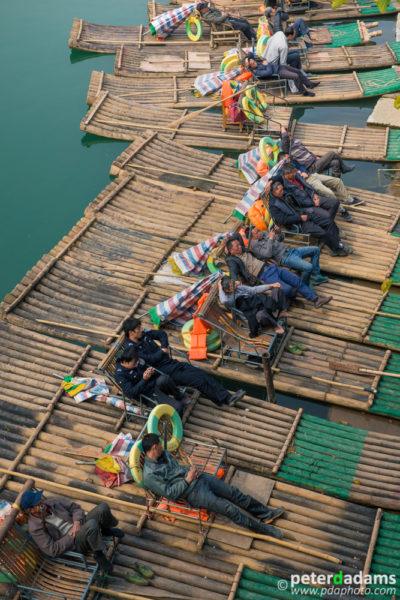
left=115, top=346, right=186, bottom=414
left=142, top=433, right=284, bottom=537
left=122, top=318, right=245, bottom=408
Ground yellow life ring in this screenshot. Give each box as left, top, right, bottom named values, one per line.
left=147, top=404, right=183, bottom=452
left=206, top=246, right=229, bottom=275
left=245, top=87, right=268, bottom=110
left=395, top=95, right=400, bottom=110
left=241, top=88, right=267, bottom=124
left=259, top=136, right=281, bottom=168
left=129, top=439, right=145, bottom=487
left=186, top=16, right=203, bottom=41
left=257, top=34, right=270, bottom=58
left=221, top=53, right=240, bottom=71
left=181, top=319, right=221, bottom=351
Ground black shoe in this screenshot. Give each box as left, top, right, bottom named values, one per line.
left=308, top=81, right=320, bottom=89
left=250, top=522, right=283, bottom=539
left=102, top=527, right=125, bottom=539
left=347, top=196, right=364, bottom=206
left=257, top=506, right=285, bottom=524
left=340, top=208, right=353, bottom=222
left=313, top=294, right=333, bottom=308
left=94, top=551, right=113, bottom=574
left=302, top=90, right=315, bottom=97
left=342, top=164, right=355, bottom=174
left=226, top=389, right=246, bottom=406
left=330, top=246, right=349, bottom=257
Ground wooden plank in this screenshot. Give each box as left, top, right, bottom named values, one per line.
left=272, top=408, right=303, bottom=475
left=84, top=90, right=109, bottom=126
left=338, top=124, right=348, bottom=154
left=119, top=131, right=158, bottom=169
left=342, top=45, right=352, bottom=66
left=353, top=70, right=364, bottom=95
left=367, top=350, right=392, bottom=407
left=360, top=508, right=382, bottom=594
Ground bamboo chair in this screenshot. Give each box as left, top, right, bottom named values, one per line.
left=0, top=483, right=101, bottom=600
left=209, top=22, right=242, bottom=48
left=282, top=0, right=312, bottom=14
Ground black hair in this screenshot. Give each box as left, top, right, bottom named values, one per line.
left=142, top=433, right=161, bottom=453
left=277, top=151, right=286, bottom=161
left=121, top=346, right=139, bottom=364
left=123, top=317, right=141, bottom=336
left=225, top=239, right=236, bottom=253
left=221, top=276, right=233, bottom=293
left=281, top=162, right=296, bottom=175
left=271, top=180, right=283, bottom=192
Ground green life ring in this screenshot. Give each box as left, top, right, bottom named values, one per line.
left=147, top=404, right=183, bottom=452
left=186, top=16, right=203, bottom=41
left=181, top=319, right=221, bottom=351
left=129, top=439, right=145, bottom=487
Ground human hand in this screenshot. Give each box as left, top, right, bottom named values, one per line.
left=161, top=347, right=169, bottom=354
left=300, top=214, right=308, bottom=222
left=185, top=466, right=200, bottom=483
left=143, top=368, right=154, bottom=381
left=280, top=125, right=287, bottom=134
left=273, top=225, right=281, bottom=234
left=268, top=229, right=275, bottom=240
left=269, top=282, right=282, bottom=289
left=70, top=521, right=81, bottom=537
left=313, top=194, right=320, bottom=206
left=301, top=171, right=308, bottom=179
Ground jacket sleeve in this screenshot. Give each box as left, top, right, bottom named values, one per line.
left=143, top=456, right=190, bottom=501
left=29, top=520, right=75, bottom=558
left=218, top=288, right=232, bottom=306
left=149, top=329, right=169, bottom=348
left=254, top=63, right=274, bottom=79
left=242, top=284, right=271, bottom=296
left=269, top=202, right=302, bottom=226
left=115, top=369, right=147, bottom=400
left=252, top=238, right=274, bottom=261
left=59, top=498, right=85, bottom=523
left=281, top=131, right=290, bottom=154
left=226, top=256, right=241, bottom=281
left=203, top=8, right=227, bottom=23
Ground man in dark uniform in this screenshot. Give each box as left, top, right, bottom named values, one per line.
left=115, top=346, right=187, bottom=414
left=122, top=318, right=245, bottom=408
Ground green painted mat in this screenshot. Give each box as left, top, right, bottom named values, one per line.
left=365, top=512, right=400, bottom=599
left=386, top=128, right=400, bottom=160
left=389, top=41, right=400, bottom=61
left=358, top=68, right=400, bottom=97
left=235, top=568, right=326, bottom=599
left=278, top=413, right=368, bottom=500
left=366, top=293, right=400, bottom=351
left=369, top=353, right=400, bottom=417
left=326, top=22, right=362, bottom=47
left=356, top=0, right=396, bottom=13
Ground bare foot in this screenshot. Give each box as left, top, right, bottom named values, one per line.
left=279, top=311, right=293, bottom=318
left=275, top=324, right=285, bottom=334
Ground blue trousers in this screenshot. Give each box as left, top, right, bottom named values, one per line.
left=293, top=17, right=310, bottom=38
left=280, top=246, right=320, bottom=285
left=260, top=263, right=317, bottom=301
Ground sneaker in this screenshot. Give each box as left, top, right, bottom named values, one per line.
left=94, top=551, right=113, bottom=574
left=347, top=196, right=364, bottom=206
left=330, top=247, right=349, bottom=257
left=342, top=164, right=355, bottom=174
left=308, top=81, right=320, bottom=89
left=133, top=562, right=154, bottom=579
left=102, top=527, right=125, bottom=539
left=310, top=274, right=329, bottom=285
left=342, top=243, right=354, bottom=254
left=258, top=506, right=285, bottom=524
left=340, top=208, right=353, bottom=223
left=251, top=522, right=283, bottom=539
left=226, top=389, right=246, bottom=406
left=302, top=90, right=315, bottom=97
left=124, top=572, right=150, bottom=586
left=313, top=294, right=333, bottom=308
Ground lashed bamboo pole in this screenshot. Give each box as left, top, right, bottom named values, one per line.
left=0, top=467, right=341, bottom=563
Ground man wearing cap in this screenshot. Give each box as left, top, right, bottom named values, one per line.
left=264, top=7, right=312, bottom=46
left=197, top=2, right=257, bottom=41
left=20, top=490, right=123, bottom=573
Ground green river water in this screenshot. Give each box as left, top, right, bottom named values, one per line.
left=1, top=1, right=399, bottom=429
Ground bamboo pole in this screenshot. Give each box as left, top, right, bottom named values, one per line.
left=126, top=163, right=249, bottom=189
left=227, top=563, right=244, bottom=600
left=89, top=587, right=194, bottom=600
left=36, top=320, right=114, bottom=336
left=360, top=508, right=382, bottom=595
left=0, top=467, right=341, bottom=564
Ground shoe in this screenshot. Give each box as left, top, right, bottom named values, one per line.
left=124, top=572, right=150, bottom=586
left=257, top=506, right=285, bottom=524
left=302, top=90, right=315, bottom=97
left=313, top=294, right=333, bottom=308
left=342, top=243, right=354, bottom=254
left=340, top=208, right=353, bottom=222
left=102, top=527, right=125, bottom=539
left=308, top=81, right=320, bottom=89
left=226, top=389, right=246, bottom=406
left=342, top=164, right=355, bottom=174
left=133, top=562, right=154, bottom=579
left=94, top=551, right=113, bottom=574
left=310, top=274, right=329, bottom=285
left=251, top=522, right=283, bottom=539
left=347, top=196, right=364, bottom=206
left=330, top=247, right=349, bottom=257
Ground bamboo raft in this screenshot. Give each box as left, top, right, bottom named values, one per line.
left=305, top=42, right=400, bottom=73
left=80, top=92, right=400, bottom=161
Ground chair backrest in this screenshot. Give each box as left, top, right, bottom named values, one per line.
left=97, top=333, right=125, bottom=392
left=0, top=523, right=44, bottom=587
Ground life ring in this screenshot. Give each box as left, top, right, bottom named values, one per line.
left=245, top=87, right=268, bottom=110
left=186, top=16, right=203, bottom=41
left=235, top=71, right=253, bottom=82
left=129, top=439, right=145, bottom=487
left=259, top=136, right=281, bottom=168
left=395, top=94, right=400, bottom=110
left=221, top=53, right=240, bottom=71
left=241, top=88, right=267, bottom=124
left=257, top=34, right=270, bottom=58
left=181, top=319, right=221, bottom=351
left=206, top=246, right=229, bottom=275
left=147, top=404, right=183, bottom=452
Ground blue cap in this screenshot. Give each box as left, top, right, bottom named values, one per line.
left=20, top=490, right=43, bottom=511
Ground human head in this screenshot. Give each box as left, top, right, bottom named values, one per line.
left=226, top=238, right=243, bottom=256
left=264, top=6, right=274, bottom=16
left=20, top=490, right=44, bottom=516
left=120, top=346, right=139, bottom=368
left=142, top=433, right=162, bottom=457
left=282, top=162, right=297, bottom=181
left=277, top=151, right=286, bottom=162
left=123, top=317, right=142, bottom=341
left=245, top=52, right=258, bottom=71
left=285, top=26, right=295, bottom=40
left=197, top=2, right=209, bottom=13
left=271, top=181, right=284, bottom=197
left=251, top=227, right=264, bottom=241
left=221, top=276, right=234, bottom=294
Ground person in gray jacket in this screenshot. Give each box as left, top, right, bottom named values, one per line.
left=20, top=490, right=123, bottom=573
left=197, top=3, right=257, bottom=41
left=142, top=433, right=284, bottom=538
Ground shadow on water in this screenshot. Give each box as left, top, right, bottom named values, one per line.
left=69, top=49, right=102, bottom=64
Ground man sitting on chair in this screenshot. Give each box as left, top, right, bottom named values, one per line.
left=115, top=346, right=187, bottom=415
left=20, top=491, right=123, bottom=574
left=142, top=433, right=285, bottom=538
left=197, top=2, right=257, bottom=41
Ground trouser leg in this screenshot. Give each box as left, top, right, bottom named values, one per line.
left=302, top=219, right=340, bottom=252
left=277, top=267, right=316, bottom=301
left=75, top=519, right=105, bottom=554
left=155, top=373, right=183, bottom=401
left=167, top=362, right=231, bottom=406
left=151, top=386, right=184, bottom=415
left=287, top=49, right=302, bottom=70
left=281, top=247, right=319, bottom=283
left=260, top=264, right=295, bottom=298
left=314, top=151, right=342, bottom=174
left=227, top=17, right=257, bottom=40
left=293, top=17, right=310, bottom=37
left=318, top=195, right=339, bottom=219
left=307, top=173, right=350, bottom=203
left=307, top=174, right=336, bottom=199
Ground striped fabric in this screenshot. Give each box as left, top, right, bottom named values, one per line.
left=150, top=3, right=197, bottom=39
left=237, top=147, right=261, bottom=183
left=149, top=272, right=220, bottom=327
left=194, top=67, right=243, bottom=96
left=62, top=376, right=109, bottom=403
left=232, top=159, right=285, bottom=220
left=103, top=433, right=135, bottom=456
left=169, top=231, right=232, bottom=274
